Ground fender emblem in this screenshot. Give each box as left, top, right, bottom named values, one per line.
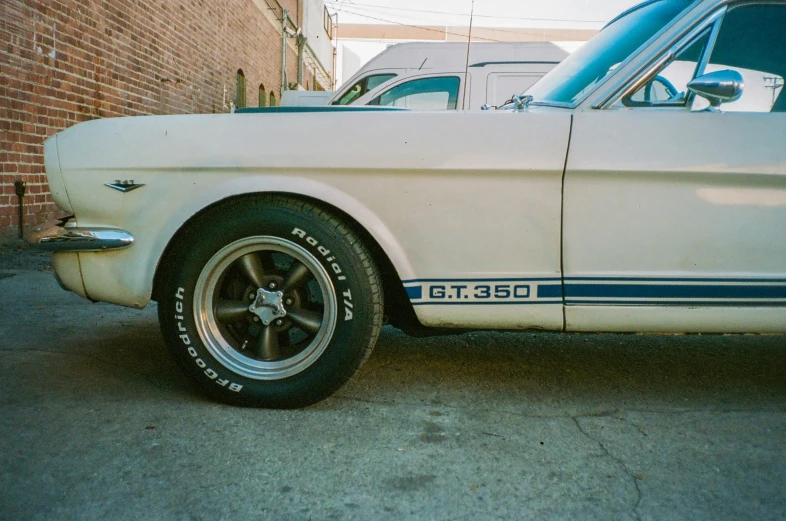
left=105, top=180, right=145, bottom=193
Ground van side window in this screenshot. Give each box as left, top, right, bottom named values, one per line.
left=368, top=77, right=461, bottom=110
left=333, top=74, right=397, bottom=105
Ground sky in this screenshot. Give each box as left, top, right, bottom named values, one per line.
left=325, top=0, right=644, bottom=30
left=326, top=0, right=646, bottom=85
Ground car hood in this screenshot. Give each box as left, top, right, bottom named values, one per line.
left=51, top=109, right=569, bottom=177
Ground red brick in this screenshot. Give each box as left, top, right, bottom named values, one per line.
left=1, top=0, right=320, bottom=233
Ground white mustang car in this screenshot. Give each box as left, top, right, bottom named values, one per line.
left=31, top=0, right=786, bottom=408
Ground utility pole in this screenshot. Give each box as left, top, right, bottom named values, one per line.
left=764, top=75, right=784, bottom=109
left=462, top=0, right=475, bottom=110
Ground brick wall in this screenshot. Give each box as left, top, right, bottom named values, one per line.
left=0, top=0, right=311, bottom=235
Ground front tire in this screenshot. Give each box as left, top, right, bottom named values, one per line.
left=158, top=196, right=383, bottom=408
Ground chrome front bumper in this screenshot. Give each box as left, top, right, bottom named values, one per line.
left=27, top=217, right=134, bottom=252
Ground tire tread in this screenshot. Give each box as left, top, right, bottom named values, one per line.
left=158, top=194, right=383, bottom=407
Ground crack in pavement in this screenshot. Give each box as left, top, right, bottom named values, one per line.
left=335, top=395, right=786, bottom=417
left=572, top=415, right=643, bottom=521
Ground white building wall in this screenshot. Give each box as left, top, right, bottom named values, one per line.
left=337, top=43, right=367, bottom=87
left=302, top=0, right=334, bottom=84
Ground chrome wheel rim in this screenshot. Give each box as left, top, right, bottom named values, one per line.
left=194, top=236, right=337, bottom=380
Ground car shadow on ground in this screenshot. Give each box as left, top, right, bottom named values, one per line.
left=22, top=319, right=785, bottom=410
left=353, top=328, right=786, bottom=407
left=359, top=327, right=786, bottom=411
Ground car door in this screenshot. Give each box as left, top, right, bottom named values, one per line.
left=563, top=2, right=786, bottom=333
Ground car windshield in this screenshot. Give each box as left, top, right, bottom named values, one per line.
left=526, top=0, right=698, bottom=105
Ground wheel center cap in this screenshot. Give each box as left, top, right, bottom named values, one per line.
left=248, top=288, right=287, bottom=325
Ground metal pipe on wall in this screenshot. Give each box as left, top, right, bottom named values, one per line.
left=14, top=180, right=26, bottom=239
left=332, top=12, right=338, bottom=90
left=281, top=9, right=289, bottom=95
left=297, top=35, right=305, bottom=87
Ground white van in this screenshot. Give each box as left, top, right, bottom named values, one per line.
left=282, top=42, right=569, bottom=110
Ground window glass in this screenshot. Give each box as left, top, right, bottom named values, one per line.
left=623, top=30, right=711, bottom=107
left=698, top=4, right=786, bottom=112
left=369, top=77, right=461, bottom=110
left=527, top=0, right=696, bottom=105
left=324, top=6, right=333, bottom=36
left=269, top=92, right=276, bottom=107
left=332, top=74, right=396, bottom=105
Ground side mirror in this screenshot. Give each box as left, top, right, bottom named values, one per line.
left=687, top=69, right=744, bottom=109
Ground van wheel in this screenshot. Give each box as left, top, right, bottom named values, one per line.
left=157, top=196, right=383, bottom=408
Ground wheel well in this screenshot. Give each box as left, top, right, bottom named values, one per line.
left=152, top=192, right=428, bottom=335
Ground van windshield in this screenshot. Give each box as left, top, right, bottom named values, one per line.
left=332, top=74, right=397, bottom=105
left=526, top=0, right=697, bottom=105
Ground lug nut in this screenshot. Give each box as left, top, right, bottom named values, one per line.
left=285, top=298, right=293, bottom=305
left=249, top=293, right=256, bottom=300
left=268, top=282, right=276, bottom=289
left=253, top=317, right=259, bottom=322
left=275, top=319, right=283, bottom=326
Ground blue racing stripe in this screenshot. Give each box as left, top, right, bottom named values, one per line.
left=565, top=283, right=786, bottom=300
left=566, top=276, right=786, bottom=283
left=405, top=286, right=423, bottom=300
left=537, top=284, right=563, bottom=299
left=412, top=301, right=562, bottom=306
left=566, top=300, right=786, bottom=307
left=402, top=277, right=561, bottom=284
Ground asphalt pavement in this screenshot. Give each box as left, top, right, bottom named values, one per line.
left=1, top=238, right=785, bottom=520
